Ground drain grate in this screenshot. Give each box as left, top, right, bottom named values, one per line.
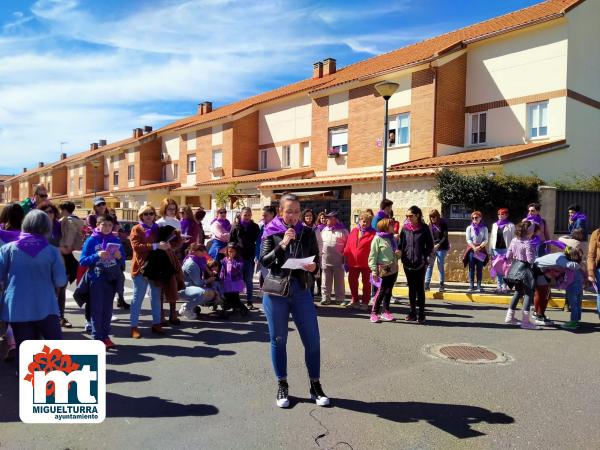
left=424, top=343, right=511, bottom=364
left=439, top=345, right=497, bottom=361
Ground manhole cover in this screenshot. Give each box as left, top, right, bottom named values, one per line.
left=424, top=343, right=511, bottom=364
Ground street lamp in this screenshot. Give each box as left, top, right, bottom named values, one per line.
left=374, top=80, right=399, bottom=202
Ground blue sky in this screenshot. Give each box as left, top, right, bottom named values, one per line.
left=0, top=0, right=542, bottom=174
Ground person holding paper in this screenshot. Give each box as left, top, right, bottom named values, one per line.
left=260, top=193, right=328, bottom=409
left=79, top=214, right=125, bottom=348
left=465, top=211, right=489, bottom=293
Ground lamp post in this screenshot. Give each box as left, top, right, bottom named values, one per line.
left=374, top=81, right=399, bottom=202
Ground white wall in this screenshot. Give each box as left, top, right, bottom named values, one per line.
left=162, top=133, right=180, bottom=162
left=259, top=97, right=311, bottom=145
left=187, top=131, right=197, bottom=151
left=386, top=147, right=410, bottom=166
left=466, top=21, right=568, bottom=106
left=212, top=125, right=223, bottom=146
left=328, top=91, right=348, bottom=122
left=566, top=0, right=600, bottom=98
left=386, top=74, right=411, bottom=110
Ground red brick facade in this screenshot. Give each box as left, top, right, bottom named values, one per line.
left=348, top=84, right=384, bottom=169
left=410, top=68, right=436, bottom=161
left=435, top=53, right=467, bottom=150
left=310, top=96, right=329, bottom=172
left=232, top=111, right=259, bottom=173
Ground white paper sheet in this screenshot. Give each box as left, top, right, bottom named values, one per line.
left=281, top=256, right=315, bottom=270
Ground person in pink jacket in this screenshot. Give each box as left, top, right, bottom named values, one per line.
left=343, top=212, right=375, bottom=310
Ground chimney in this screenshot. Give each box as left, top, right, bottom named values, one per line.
left=38, top=162, right=44, bottom=168
left=144, top=125, right=153, bottom=134
left=323, top=58, right=336, bottom=76
left=197, top=103, right=204, bottom=115
left=23, top=167, right=27, bottom=173
left=90, top=142, right=99, bottom=151
left=313, top=61, right=323, bottom=79
left=98, top=139, right=107, bottom=147
left=203, top=101, right=212, bottom=114
left=133, top=128, right=143, bottom=138
left=60, top=152, right=67, bottom=160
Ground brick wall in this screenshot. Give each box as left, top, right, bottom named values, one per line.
left=410, top=68, right=436, bottom=160
left=118, top=154, right=127, bottom=190
left=51, top=167, right=67, bottom=196
left=195, top=128, right=212, bottom=183
left=222, top=124, right=234, bottom=178
left=232, top=111, right=259, bottom=171
left=348, top=84, right=384, bottom=169
left=138, top=138, right=162, bottom=184
left=85, top=161, right=104, bottom=194
left=179, top=134, right=187, bottom=184
left=311, top=96, right=329, bottom=171
left=435, top=54, right=467, bottom=149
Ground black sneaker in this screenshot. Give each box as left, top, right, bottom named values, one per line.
left=309, top=380, right=330, bottom=406
left=117, top=297, right=130, bottom=310
left=277, top=380, right=289, bottom=408
left=542, top=315, right=554, bottom=325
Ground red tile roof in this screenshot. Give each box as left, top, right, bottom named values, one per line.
left=389, top=139, right=568, bottom=170
left=195, top=168, right=315, bottom=187
left=111, top=180, right=180, bottom=194
left=161, top=0, right=581, bottom=133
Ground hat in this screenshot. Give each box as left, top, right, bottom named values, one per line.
left=325, top=211, right=339, bottom=218
left=93, top=197, right=106, bottom=206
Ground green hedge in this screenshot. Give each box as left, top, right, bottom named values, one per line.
left=434, top=168, right=542, bottom=223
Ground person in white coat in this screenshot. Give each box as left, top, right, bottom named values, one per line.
left=489, top=208, right=515, bottom=293
left=319, top=211, right=349, bottom=305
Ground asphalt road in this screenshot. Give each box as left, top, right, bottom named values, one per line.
left=1, top=290, right=600, bottom=449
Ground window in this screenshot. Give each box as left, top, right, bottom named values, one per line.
left=78, top=176, right=82, bottom=190
left=173, top=163, right=179, bottom=179
left=212, top=149, right=223, bottom=169
left=301, top=143, right=310, bottom=167
left=329, top=127, right=348, bottom=154
left=187, top=155, right=196, bottom=174
left=528, top=101, right=548, bottom=138
left=113, top=170, right=119, bottom=186
left=259, top=149, right=268, bottom=170
left=128, top=164, right=135, bottom=181
left=282, top=145, right=291, bottom=168
left=389, top=113, right=410, bottom=146
left=470, top=112, right=487, bottom=145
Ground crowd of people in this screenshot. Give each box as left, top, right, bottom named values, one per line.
left=1, top=183, right=599, bottom=408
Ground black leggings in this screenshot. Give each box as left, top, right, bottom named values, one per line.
left=372, top=272, right=398, bottom=315
left=405, top=266, right=426, bottom=319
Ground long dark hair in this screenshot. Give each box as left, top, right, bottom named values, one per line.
left=408, top=205, right=426, bottom=225
left=0, top=202, right=25, bottom=230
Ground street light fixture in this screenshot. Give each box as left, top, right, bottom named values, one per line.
left=374, top=80, right=399, bottom=202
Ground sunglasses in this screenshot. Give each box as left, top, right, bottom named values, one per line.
left=405, top=214, right=414, bottom=218
left=96, top=203, right=106, bottom=207
left=528, top=209, right=537, bottom=212
left=472, top=216, right=481, bottom=219
left=142, top=212, right=155, bottom=216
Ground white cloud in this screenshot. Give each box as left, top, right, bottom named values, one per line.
left=0, top=0, right=446, bottom=173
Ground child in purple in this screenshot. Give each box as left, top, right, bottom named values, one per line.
left=220, top=243, right=249, bottom=316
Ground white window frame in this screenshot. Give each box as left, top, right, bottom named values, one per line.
left=127, top=164, right=135, bottom=181
left=389, top=112, right=410, bottom=147
left=211, top=149, right=223, bottom=169
left=527, top=101, right=548, bottom=139
left=187, top=154, right=196, bottom=174
left=301, top=143, right=310, bottom=167
left=113, top=171, right=119, bottom=186
left=282, top=145, right=291, bottom=168
left=469, top=112, right=487, bottom=145
left=259, top=149, right=268, bottom=171
left=329, top=127, right=348, bottom=155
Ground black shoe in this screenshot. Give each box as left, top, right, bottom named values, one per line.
left=193, top=306, right=202, bottom=319
left=246, top=301, right=256, bottom=311
left=117, top=297, right=130, bottom=310
left=240, top=305, right=249, bottom=317
left=277, top=380, right=289, bottom=408
left=309, top=380, right=330, bottom=406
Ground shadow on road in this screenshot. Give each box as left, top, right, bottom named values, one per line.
left=106, top=392, right=218, bottom=418
left=106, top=343, right=235, bottom=366
left=330, top=398, right=514, bottom=439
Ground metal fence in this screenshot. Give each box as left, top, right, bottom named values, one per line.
left=555, top=189, right=600, bottom=234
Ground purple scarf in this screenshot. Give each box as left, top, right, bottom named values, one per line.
left=471, top=221, right=484, bottom=237
left=240, top=219, right=252, bottom=230
left=316, top=224, right=326, bottom=232
left=15, top=233, right=48, bottom=257
left=180, top=218, right=192, bottom=233
left=211, top=217, right=231, bottom=233
left=262, top=216, right=304, bottom=240
left=0, top=229, right=21, bottom=244
left=431, top=222, right=441, bottom=234
left=91, top=229, right=114, bottom=250
left=403, top=220, right=421, bottom=232
left=496, top=218, right=510, bottom=228
left=358, top=224, right=375, bottom=233
left=139, top=221, right=159, bottom=238
left=526, top=214, right=543, bottom=226
left=324, top=222, right=346, bottom=232
left=185, top=254, right=207, bottom=272
left=569, top=212, right=587, bottom=223
left=375, top=210, right=389, bottom=221
left=376, top=231, right=397, bottom=252
left=52, top=220, right=62, bottom=241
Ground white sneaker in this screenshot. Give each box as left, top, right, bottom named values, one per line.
left=309, top=380, right=330, bottom=406
left=276, top=381, right=289, bottom=408
left=111, top=315, right=118, bottom=322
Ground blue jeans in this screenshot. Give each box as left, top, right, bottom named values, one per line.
left=566, top=271, right=583, bottom=322
left=242, top=259, right=255, bottom=303
left=425, top=249, right=447, bottom=285
left=90, top=275, right=117, bottom=341
left=468, top=251, right=483, bottom=289
left=262, top=278, right=321, bottom=380
left=130, top=274, right=162, bottom=327
left=178, top=286, right=210, bottom=317
left=492, top=249, right=507, bottom=288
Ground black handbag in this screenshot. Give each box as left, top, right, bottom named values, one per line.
left=73, top=270, right=89, bottom=307
left=262, top=274, right=290, bottom=297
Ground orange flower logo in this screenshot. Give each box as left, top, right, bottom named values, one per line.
left=23, top=345, right=81, bottom=396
